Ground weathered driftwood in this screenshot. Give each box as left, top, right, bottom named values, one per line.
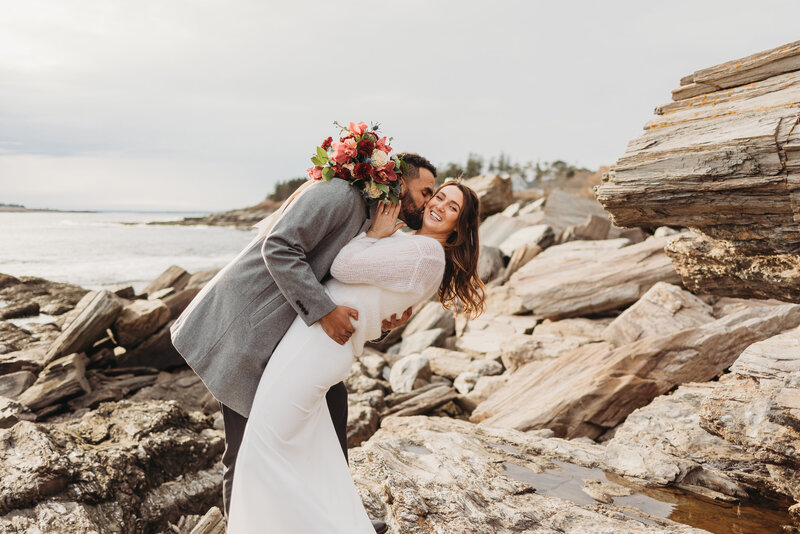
left=595, top=40, right=800, bottom=302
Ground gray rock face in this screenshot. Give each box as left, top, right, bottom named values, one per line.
left=389, top=354, right=431, bottom=394
left=477, top=245, right=504, bottom=283
left=350, top=416, right=705, bottom=534
left=0, top=400, right=224, bottom=533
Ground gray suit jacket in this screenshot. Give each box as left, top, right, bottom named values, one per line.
left=170, top=179, right=372, bottom=417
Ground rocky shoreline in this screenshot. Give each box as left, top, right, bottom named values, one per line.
left=2, top=40, right=800, bottom=534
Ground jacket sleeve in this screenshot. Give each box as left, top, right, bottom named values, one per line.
left=262, top=181, right=364, bottom=326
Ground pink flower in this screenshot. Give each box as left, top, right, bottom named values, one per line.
left=306, top=166, right=323, bottom=180
left=375, top=161, right=397, bottom=183
left=330, top=140, right=357, bottom=164
left=348, top=121, right=369, bottom=136
left=375, top=136, right=392, bottom=154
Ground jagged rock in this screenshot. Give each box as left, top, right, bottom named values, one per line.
left=142, top=266, right=191, bottom=297
left=357, top=350, right=387, bottom=380
left=0, top=370, right=36, bottom=399
left=501, top=202, right=522, bottom=217
left=507, top=235, right=683, bottom=320
left=467, top=359, right=503, bottom=376
left=421, top=347, right=472, bottom=380
left=461, top=174, right=513, bottom=217
left=603, top=382, right=765, bottom=497
left=112, top=299, right=171, bottom=348
left=453, top=371, right=479, bottom=394
left=502, top=242, right=542, bottom=281
left=0, top=397, right=35, bottom=429
left=0, top=400, right=224, bottom=533
left=148, top=287, right=175, bottom=300
left=0, top=322, right=34, bottom=355
left=462, top=374, right=508, bottom=410
left=351, top=416, right=705, bottom=534
left=559, top=214, right=611, bottom=243
left=477, top=245, right=504, bottom=283
left=0, top=346, right=47, bottom=375
left=402, top=302, right=455, bottom=338
left=347, top=403, right=379, bottom=447
left=537, top=189, right=629, bottom=239
left=501, top=317, right=608, bottom=372
left=345, top=361, right=385, bottom=394
left=382, top=385, right=457, bottom=417
left=498, top=224, right=554, bottom=258
left=115, top=320, right=185, bottom=371
left=595, top=41, right=800, bottom=303
left=108, top=284, right=136, bottom=299
left=45, top=290, right=123, bottom=365
left=472, top=302, right=800, bottom=439
left=389, top=354, right=431, bottom=393
left=161, top=287, right=201, bottom=318
left=18, top=353, right=91, bottom=412
left=0, top=302, right=39, bottom=320
left=188, top=506, right=225, bottom=534
left=397, top=328, right=447, bottom=355
left=478, top=214, right=533, bottom=248
left=601, top=282, right=716, bottom=346
left=0, top=276, right=87, bottom=321
left=455, top=314, right=536, bottom=355
left=700, top=324, right=800, bottom=504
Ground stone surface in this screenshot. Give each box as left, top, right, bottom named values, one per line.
left=700, top=325, right=800, bottom=502
left=17, top=353, right=91, bottom=412
left=477, top=245, right=504, bottom=283
left=420, top=347, right=472, bottom=380
left=142, top=265, right=190, bottom=297
left=455, top=315, right=535, bottom=355
left=397, top=328, right=447, bottom=356
left=478, top=214, right=534, bottom=248
left=350, top=416, right=704, bottom=534
left=389, top=354, right=431, bottom=394
left=0, top=370, right=36, bottom=399
left=112, top=299, right=171, bottom=348
left=402, top=302, right=455, bottom=339
left=595, top=41, right=800, bottom=302
left=0, top=400, right=224, bottom=533
left=45, top=290, right=123, bottom=364
left=0, top=302, right=39, bottom=320
left=498, top=224, right=555, bottom=258
left=461, top=174, right=514, bottom=217
left=508, top=235, right=683, bottom=320
left=347, top=403, right=379, bottom=447
left=472, top=303, right=800, bottom=439
left=502, top=243, right=543, bottom=281
left=467, top=359, right=504, bottom=377
left=0, top=397, right=35, bottom=429
left=462, top=375, right=509, bottom=410
left=453, top=371, right=479, bottom=394
left=115, top=320, right=186, bottom=371
left=601, top=282, right=716, bottom=347
left=501, top=317, right=608, bottom=372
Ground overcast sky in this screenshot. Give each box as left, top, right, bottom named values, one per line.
left=2, top=1, right=799, bottom=211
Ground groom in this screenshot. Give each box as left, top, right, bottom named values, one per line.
left=170, top=153, right=437, bottom=532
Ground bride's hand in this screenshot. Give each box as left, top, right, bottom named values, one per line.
left=366, top=200, right=406, bottom=239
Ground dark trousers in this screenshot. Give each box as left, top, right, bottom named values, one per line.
left=220, top=380, right=349, bottom=516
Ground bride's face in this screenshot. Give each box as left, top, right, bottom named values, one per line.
left=421, top=184, right=464, bottom=235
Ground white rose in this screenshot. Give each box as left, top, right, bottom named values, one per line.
left=366, top=181, right=383, bottom=199
left=370, top=149, right=389, bottom=168
left=343, top=163, right=355, bottom=173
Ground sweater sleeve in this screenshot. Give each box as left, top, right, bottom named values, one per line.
left=331, top=233, right=445, bottom=297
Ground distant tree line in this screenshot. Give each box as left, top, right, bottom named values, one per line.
left=266, top=154, right=590, bottom=201
left=0, top=202, right=24, bottom=208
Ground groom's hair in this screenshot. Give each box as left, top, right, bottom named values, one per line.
left=398, top=153, right=437, bottom=180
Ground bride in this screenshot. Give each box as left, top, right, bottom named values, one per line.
left=226, top=181, right=486, bottom=533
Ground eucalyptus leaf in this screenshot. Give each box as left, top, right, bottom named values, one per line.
left=322, top=166, right=334, bottom=181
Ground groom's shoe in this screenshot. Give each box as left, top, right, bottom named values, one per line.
left=371, top=519, right=388, bottom=533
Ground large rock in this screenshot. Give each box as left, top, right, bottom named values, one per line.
left=476, top=245, right=504, bottom=283
left=402, top=302, right=455, bottom=338
left=700, top=324, right=800, bottom=504
left=461, top=174, right=513, bottom=217
left=0, top=371, right=36, bottom=400
left=17, top=352, right=91, bottom=412
left=595, top=40, right=800, bottom=302
left=142, top=265, right=190, bottom=297
left=454, top=314, right=536, bottom=356
left=112, top=299, right=171, bottom=348
left=350, top=416, right=705, bottom=534
left=498, top=224, right=554, bottom=258
left=44, top=290, right=123, bottom=364
left=507, top=235, right=683, bottom=319
left=472, top=302, right=800, bottom=439
left=115, top=320, right=186, bottom=371
left=478, top=214, right=533, bottom=248
left=601, top=282, right=716, bottom=346
left=0, top=400, right=224, bottom=533
left=389, top=354, right=431, bottom=393
left=420, top=347, right=472, bottom=380
left=397, top=328, right=447, bottom=356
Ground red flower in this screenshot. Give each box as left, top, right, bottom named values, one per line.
left=321, top=136, right=333, bottom=150
left=356, top=139, right=375, bottom=156
left=375, top=136, right=392, bottom=154
left=375, top=161, right=397, bottom=183
left=354, top=162, right=372, bottom=179
left=333, top=164, right=352, bottom=179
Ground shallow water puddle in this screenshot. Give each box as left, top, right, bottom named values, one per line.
left=502, top=459, right=794, bottom=533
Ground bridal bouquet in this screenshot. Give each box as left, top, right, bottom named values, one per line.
left=306, top=121, right=407, bottom=203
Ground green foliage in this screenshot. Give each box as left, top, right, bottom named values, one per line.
left=436, top=153, right=589, bottom=188
left=268, top=178, right=307, bottom=202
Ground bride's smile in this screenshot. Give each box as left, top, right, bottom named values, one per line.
left=418, top=184, right=464, bottom=243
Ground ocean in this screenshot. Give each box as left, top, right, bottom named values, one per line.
left=0, top=211, right=258, bottom=292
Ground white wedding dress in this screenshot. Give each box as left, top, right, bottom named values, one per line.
left=227, top=231, right=445, bottom=534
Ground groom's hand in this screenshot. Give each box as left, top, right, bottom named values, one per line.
left=382, top=306, right=413, bottom=333
left=320, top=305, right=359, bottom=345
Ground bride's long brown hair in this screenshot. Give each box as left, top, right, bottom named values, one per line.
left=435, top=182, right=486, bottom=319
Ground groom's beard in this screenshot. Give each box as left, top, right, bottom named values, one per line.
left=400, top=196, right=425, bottom=230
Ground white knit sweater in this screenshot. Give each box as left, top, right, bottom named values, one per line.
left=327, top=231, right=446, bottom=355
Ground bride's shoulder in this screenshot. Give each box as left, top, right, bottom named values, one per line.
left=404, top=233, right=445, bottom=260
